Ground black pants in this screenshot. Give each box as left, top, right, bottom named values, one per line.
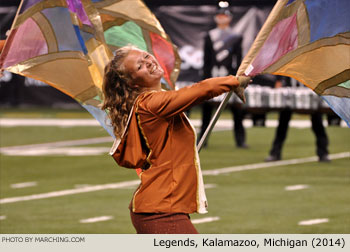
left=269, top=109, right=329, bottom=158
left=199, top=101, right=246, bottom=147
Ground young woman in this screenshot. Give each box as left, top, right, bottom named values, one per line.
left=102, top=46, right=241, bottom=234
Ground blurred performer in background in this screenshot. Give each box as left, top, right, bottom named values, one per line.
left=265, top=77, right=330, bottom=163
left=199, top=6, right=247, bottom=148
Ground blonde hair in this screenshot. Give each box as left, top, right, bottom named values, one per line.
left=101, top=46, right=141, bottom=138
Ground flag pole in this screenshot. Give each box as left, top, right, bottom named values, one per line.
left=9, top=0, right=24, bottom=31
left=197, top=91, right=233, bottom=152
left=197, top=76, right=250, bottom=152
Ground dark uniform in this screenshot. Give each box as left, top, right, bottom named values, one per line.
left=199, top=26, right=247, bottom=147
left=265, top=77, right=330, bottom=162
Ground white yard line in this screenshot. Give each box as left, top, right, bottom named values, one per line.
left=79, top=216, right=114, bottom=223
left=2, top=147, right=111, bottom=156
left=285, top=184, right=310, bottom=191
left=0, top=152, right=349, bottom=204
left=202, top=152, right=350, bottom=176
left=191, top=216, right=220, bottom=224
left=0, top=136, right=114, bottom=156
left=0, top=118, right=100, bottom=127
left=0, top=216, right=6, bottom=221
left=0, top=136, right=113, bottom=151
left=74, top=184, right=93, bottom=189
left=298, top=218, right=329, bottom=226
left=0, top=118, right=346, bottom=156
left=0, top=180, right=140, bottom=204
left=1, top=118, right=346, bottom=128
left=11, top=181, right=37, bottom=189
left=204, top=184, right=217, bottom=189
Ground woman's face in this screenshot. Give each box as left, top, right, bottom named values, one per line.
left=123, top=49, right=164, bottom=90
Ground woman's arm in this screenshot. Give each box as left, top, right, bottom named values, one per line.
left=138, top=76, right=239, bottom=119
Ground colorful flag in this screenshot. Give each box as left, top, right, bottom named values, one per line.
left=237, top=0, right=350, bottom=127
left=0, top=0, right=181, bottom=136
left=94, top=0, right=180, bottom=90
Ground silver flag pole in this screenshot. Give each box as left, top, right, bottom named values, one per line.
left=196, top=76, right=250, bottom=152
left=197, top=91, right=233, bottom=152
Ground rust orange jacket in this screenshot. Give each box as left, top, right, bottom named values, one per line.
left=109, top=76, right=237, bottom=214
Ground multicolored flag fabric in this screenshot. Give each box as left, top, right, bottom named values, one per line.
left=237, top=0, right=350, bottom=127
left=0, top=0, right=181, bottom=137
left=94, top=0, right=180, bottom=90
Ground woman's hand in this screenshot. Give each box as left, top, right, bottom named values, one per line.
left=234, top=75, right=251, bottom=104
left=228, top=75, right=241, bottom=87
left=236, top=75, right=251, bottom=88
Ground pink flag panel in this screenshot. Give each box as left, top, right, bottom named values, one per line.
left=3, top=18, right=48, bottom=68
left=248, top=14, right=298, bottom=76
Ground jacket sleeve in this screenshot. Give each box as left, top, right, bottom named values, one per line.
left=137, top=76, right=238, bottom=119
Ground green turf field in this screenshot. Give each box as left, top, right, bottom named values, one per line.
left=0, top=110, right=349, bottom=234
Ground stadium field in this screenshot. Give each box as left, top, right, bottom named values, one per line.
left=0, top=110, right=349, bottom=234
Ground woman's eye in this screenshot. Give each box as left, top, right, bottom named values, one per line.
left=145, top=54, right=149, bottom=59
